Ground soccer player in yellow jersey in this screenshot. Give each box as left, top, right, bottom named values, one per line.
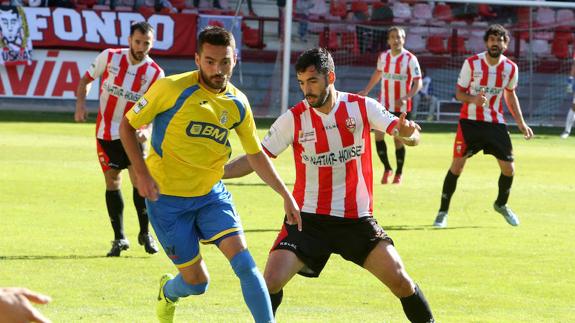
left=119, top=26, right=301, bottom=323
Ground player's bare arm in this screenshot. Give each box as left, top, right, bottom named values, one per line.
left=503, top=89, right=534, bottom=140
left=358, top=69, right=383, bottom=96
left=456, top=86, right=486, bottom=107
left=395, top=112, right=421, bottom=146
left=223, top=155, right=254, bottom=179
left=119, top=116, right=159, bottom=201
left=74, top=74, right=93, bottom=122
left=246, top=151, right=302, bottom=231
left=395, top=77, right=423, bottom=109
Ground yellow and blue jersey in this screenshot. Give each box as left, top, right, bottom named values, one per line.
left=126, top=70, right=261, bottom=197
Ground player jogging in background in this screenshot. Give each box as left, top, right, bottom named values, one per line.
left=75, top=21, right=164, bottom=257
left=358, top=26, right=422, bottom=184
left=560, top=52, right=575, bottom=139
left=120, top=26, right=300, bottom=323
left=433, top=24, right=534, bottom=229
left=224, top=48, right=434, bottom=323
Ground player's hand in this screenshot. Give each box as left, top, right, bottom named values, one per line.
left=396, top=112, right=421, bottom=137
left=135, top=128, right=150, bottom=143
left=0, top=287, right=51, bottom=323
left=283, top=194, right=302, bottom=232
left=136, top=173, right=160, bottom=202
left=519, top=123, right=534, bottom=140
left=357, top=89, right=369, bottom=97
left=394, top=97, right=407, bottom=109
left=473, top=88, right=487, bottom=107
left=74, top=105, right=88, bottom=123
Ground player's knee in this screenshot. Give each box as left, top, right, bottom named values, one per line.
left=263, top=272, right=283, bottom=294
left=388, top=269, right=415, bottom=297
left=230, top=249, right=257, bottom=278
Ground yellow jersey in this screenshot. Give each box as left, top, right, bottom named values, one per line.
left=126, top=70, right=261, bottom=197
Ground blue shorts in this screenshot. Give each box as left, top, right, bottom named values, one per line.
left=146, top=181, right=243, bottom=268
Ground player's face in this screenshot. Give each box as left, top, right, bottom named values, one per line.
left=128, top=30, right=154, bottom=63
left=485, top=34, right=508, bottom=58
left=387, top=30, right=405, bottom=52
left=297, top=66, right=332, bottom=108
left=195, top=43, right=236, bottom=92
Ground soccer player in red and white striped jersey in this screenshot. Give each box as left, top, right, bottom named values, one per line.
left=560, top=51, right=575, bottom=138
left=433, top=24, right=534, bottom=229
left=224, top=48, right=434, bottom=323
left=74, top=21, right=164, bottom=257
left=359, top=26, right=422, bottom=185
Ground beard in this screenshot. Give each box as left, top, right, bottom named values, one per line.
left=305, top=88, right=330, bottom=108
left=199, top=68, right=228, bottom=91
left=130, top=48, right=147, bottom=62
left=487, top=46, right=503, bottom=58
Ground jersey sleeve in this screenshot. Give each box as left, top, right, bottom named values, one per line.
left=233, top=96, right=262, bottom=155
left=456, top=59, right=472, bottom=90
left=506, top=62, right=518, bottom=91
left=86, top=49, right=109, bottom=81
left=376, top=53, right=384, bottom=71
left=261, top=111, right=294, bottom=158
left=125, top=78, right=174, bottom=129
left=366, top=97, right=399, bottom=135
left=410, top=56, right=422, bottom=79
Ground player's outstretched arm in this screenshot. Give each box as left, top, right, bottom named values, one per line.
left=119, top=116, right=159, bottom=201
left=246, top=151, right=302, bottom=231
left=223, top=155, right=254, bottom=179
left=0, top=287, right=51, bottom=323
left=503, top=90, right=534, bottom=140
left=74, top=74, right=93, bottom=123
left=395, top=112, right=421, bottom=146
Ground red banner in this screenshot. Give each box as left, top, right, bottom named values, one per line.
left=23, top=7, right=197, bottom=56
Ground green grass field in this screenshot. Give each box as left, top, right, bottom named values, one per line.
left=1, top=112, right=574, bottom=322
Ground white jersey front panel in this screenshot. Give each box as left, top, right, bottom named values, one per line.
left=456, top=52, right=518, bottom=124
left=86, top=48, right=164, bottom=140
left=377, top=49, right=421, bottom=113
left=263, top=92, right=398, bottom=218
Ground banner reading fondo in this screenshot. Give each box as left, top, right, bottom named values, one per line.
left=23, top=7, right=197, bottom=56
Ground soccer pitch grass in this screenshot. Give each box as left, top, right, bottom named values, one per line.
left=1, top=113, right=574, bottom=322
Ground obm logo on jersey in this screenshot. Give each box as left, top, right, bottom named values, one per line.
left=186, top=121, right=229, bottom=144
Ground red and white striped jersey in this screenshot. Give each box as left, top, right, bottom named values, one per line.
left=457, top=52, right=518, bottom=124
left=262, top=92, right=399, bottom=218
left=376, top=49, right=421, bottom=113
left=86, top=48, right=164, bottom=140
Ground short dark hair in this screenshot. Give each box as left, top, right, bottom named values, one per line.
left=130, top=21, right=154, bottom=36
left=484, top=24, right=509, bottom=43
left=197, top=26, right=236, bottom=54
left=295, top=48, right=335, bottom=75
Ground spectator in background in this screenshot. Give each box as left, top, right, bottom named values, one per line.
left=560, top=58, right=575, bottom=138
left=193, top=0, right=223, bottom=9
left=239, top=0, right=257, bottom=16
left=411, top=67, right=439, bottom=121
left=295, top=0, right=313, bottom=42
left=0, top=287, right=51, bottom=323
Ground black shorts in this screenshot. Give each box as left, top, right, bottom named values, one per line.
left=96, top=139, right=144, bottom=172
left=270, top=212, right=394, bottom=278
left=453, top=119, right=514, bottom=162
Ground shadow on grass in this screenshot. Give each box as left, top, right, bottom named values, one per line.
left=244, top=229, right=279, bottom=233
left=0, top=255, right=149, bottom=260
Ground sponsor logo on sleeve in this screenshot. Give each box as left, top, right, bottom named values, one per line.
left=133, top=98, right=147, bottom=113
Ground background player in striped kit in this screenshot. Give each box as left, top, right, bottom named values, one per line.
left=433, top=24, right=534, bottom=229
left=358, top=26, right=422, bottom=184
left=75, top=21, right=164, bottom=257
left=224, top=48, right=434, bottom=323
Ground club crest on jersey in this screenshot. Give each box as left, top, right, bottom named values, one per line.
left=140, top=75, right=148, bottom=86
left=345, top=117, right=356, bottom=133
left=220, top=111, right=228, bottom=125
left=298, top=130, right=317, bottom=143
left=133, top=98, right=148, bottom=114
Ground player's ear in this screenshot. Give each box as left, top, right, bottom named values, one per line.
left=328, top=71, right=336, bottom=85
left=195, top=53, right=200, bottom=66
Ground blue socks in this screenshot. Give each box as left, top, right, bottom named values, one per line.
left=231, top=250, right=274, bottom=323
left=163, top=273, right=208, bottom=302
